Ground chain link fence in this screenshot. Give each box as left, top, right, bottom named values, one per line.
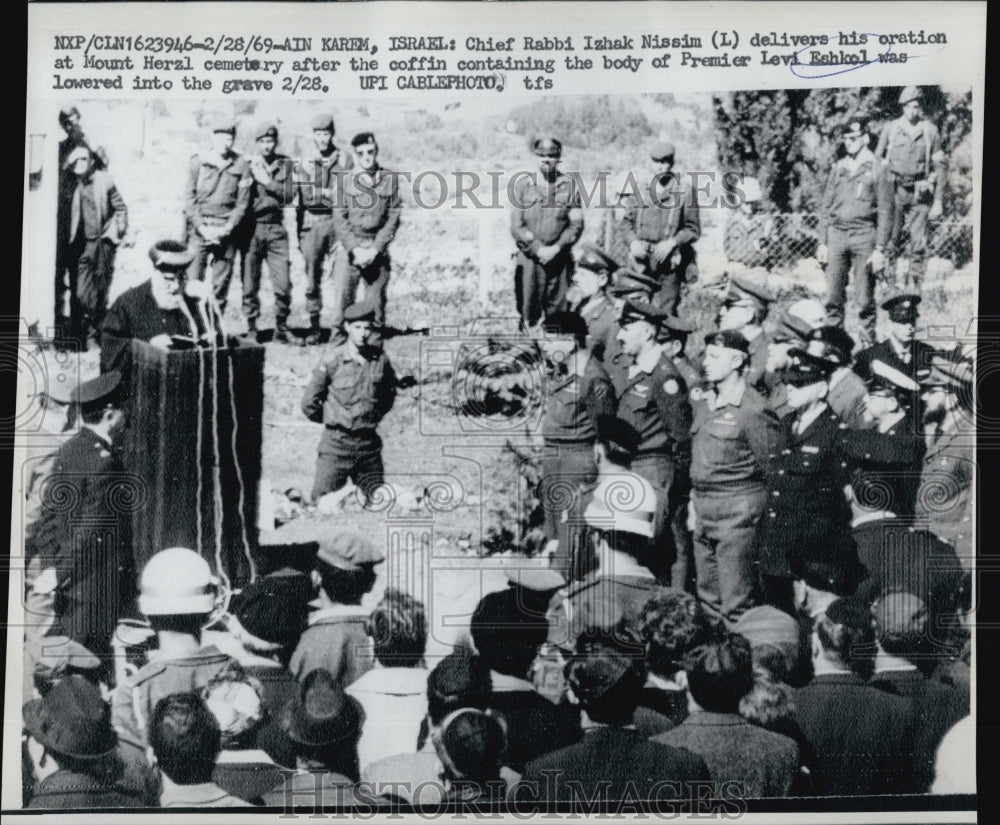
left=603, top=210, right=974, bottom=278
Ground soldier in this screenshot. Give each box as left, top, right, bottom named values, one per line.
left=916, top=355, right=974, bottom=561
left=184, top=117, right=252, bottom=313
left=334, top=132, right=402, bottom=333
left=28, top=371, right=133, bottom=669
left=620, top=141, right=701, bottom=315
left=806, top=326, right=869, bottom=430
left=717, top=275, right=775, bottom=395
left=537, top=311, right=616, bottom=541
left=510, top=137, right=584, bottom=329
left=843, top=360, right=926, bottom=518
left=766, top=305, right=823, bottom=416
left=63, top=145, right=128, bottom=347
left=294, top=114, right=354, bottom=346
left=567, top=243, right=620, bottom=366
left=301, top=302, right=397, bottom=504
left=874, top=86, right=944, bottom=290
left=690, top=330, right=782, bottom=623
left=658, top=315, right=701, bottom=397
left=816, top=119, right=893, bottom=345
left=761, top=350, right=852, bottom=615
left=854, top=294, right=939, bottom=423
left=604, top=268, right=660, bottom=395
left=615, top=299, right=692, bottom=581
left=111, top=547, right=239, bottom=749
left=241, top=122, right=293, bottom=343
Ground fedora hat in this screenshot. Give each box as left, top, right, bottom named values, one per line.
left=23, top=675, right=117, bottom=760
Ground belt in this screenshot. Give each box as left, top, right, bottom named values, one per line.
left=326, top=424, right=377, bottom=436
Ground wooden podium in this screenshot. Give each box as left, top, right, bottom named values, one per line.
left=123, top=340, right=265, bottom=588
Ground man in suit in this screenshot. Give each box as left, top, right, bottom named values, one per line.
left=518, top=627, right=710, bottom=803
left=761, top=350, right=852, bottom=615
left=869, top=591, right=970, bottom=792
left=916, top=354, right=975, bottom=561
left=653, top=631, right=800, bottom=798
left=793, top=598, right=918, bottom=795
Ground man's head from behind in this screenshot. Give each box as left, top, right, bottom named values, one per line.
left=367, top=589, right=427, bottom=668
left=150, top=693, right=220, bottom=785
left=470, top=589, right=548, bottom=680
left=565, top=625, right=647, bottom=725
left=682, top=631, right=754, bottom=714
left=638, top=588, right=710, bottom=680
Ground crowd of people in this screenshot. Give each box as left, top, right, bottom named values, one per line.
left=21, top=84, right=974, bottom=810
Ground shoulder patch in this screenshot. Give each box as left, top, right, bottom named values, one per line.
left=663, top=379, right=678, bottom=395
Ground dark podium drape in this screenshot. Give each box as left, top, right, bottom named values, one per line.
left=122, top=340, right=265, bottom=588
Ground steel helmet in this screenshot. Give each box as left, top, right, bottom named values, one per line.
left=138, top=547, right=218, bottom=616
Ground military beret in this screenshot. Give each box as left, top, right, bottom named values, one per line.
left=659, top=315, right=697, bottom=339
left=310, top=114, right=335, bottom=133
left=211, top=115, right=237, bottom=135
left=780, top=348, right=837, bottom=386
left=505, top=567, right=567, bottom=596
left=149, top=239, right=194, bottom=271
left=872, top=590, right=927, bottom=642
left=62, top=145, right=92, bottom=169
left=351, top=131, right=377, bottom=148
left=531, top=137, right=562, bottom=158
left=882, top=293, right=921, bottom=323
left=772, top=308, right=816, bottom=344
left=542, top=311, right=588, bottom=342
left=71, top=370, right=123, bottom=408
left=316, top=531, right=385, bottom=571
left=919, top=354, right=973, bottom=395
left=608, top=268, right=660, bottom=297
left=343, top=302, right=376, bottom=323
left=843, top=119, right=867, bottom=139
left=723, top=275, right=774, bottom=308
left=650, top=141, right=676, bottom=162
left=255, top=122, right=279, bottom=141
left=898, top=85, right=922, bottom=106
left=867, top=358, right=921, bottom=395
left=595, top=414, right=642, bottom=458
left=576, top=243, right=619, bottom=276
left=704, top=329, right=750, bottom=354
left=807, top=325, right=856, bottom=365
left=620, top=298, right=666, bottom=327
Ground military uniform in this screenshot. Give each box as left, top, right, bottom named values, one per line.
left=819, top=134, right=893, bottom=343
left=294, top=134, right=353, bottom=328
left=540, top=356, right=616, bottom=539
left=511, top=138, right=584, bottom=327
left=334, top=164, right=402, bottom=328
left=806, top=326, right=868, bottom=430
left=241, top=124, right=293, bottom=332
left=111, top=646, right=238, bottom=748
left=184, top=132, right=252, bottom=311
left=577, top=293, right=618, bottom=367
left=842, top=417, right=925, bottom=518
left=762, top=405, right=852, bottom=613
left=30, top=377, right=134, bottom=661
left=916, top=421, right=974, bottom=561
left=690, top=332, right=782, bottom=622
left=619, top=142, right=700, bottom=315
left=854, top=337, right=939, bottom=386
left=874, top=87, right=943, bottom=289
left=301, top=320, right=397, bottom=501
left=743, top=329, right=774, bottom=396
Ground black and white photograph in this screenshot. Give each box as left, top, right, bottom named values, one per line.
left=7, top=2, right=984, bottom=821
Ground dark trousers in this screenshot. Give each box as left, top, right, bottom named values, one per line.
left=692, top=487, right=767, bottom=624
left=299, top=216, right=348, bottom=319
left=67, top=235, right=116, bottom=340
left=890, top=181, right=930, bottom=289
left=187, top=224, right=239, bottom=312
left=540, top=443, right=598, bottom=541
left=514, top=249, right=573, bottom=328
left=339, top=251, right=390, bottom=328
left=242, top=222, right=291, bottom=322
left=631, top=453, right=680, bottom=583
left=312, top=428, right=384, bottom=502
left=825, top=224, right=876, bottom=344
